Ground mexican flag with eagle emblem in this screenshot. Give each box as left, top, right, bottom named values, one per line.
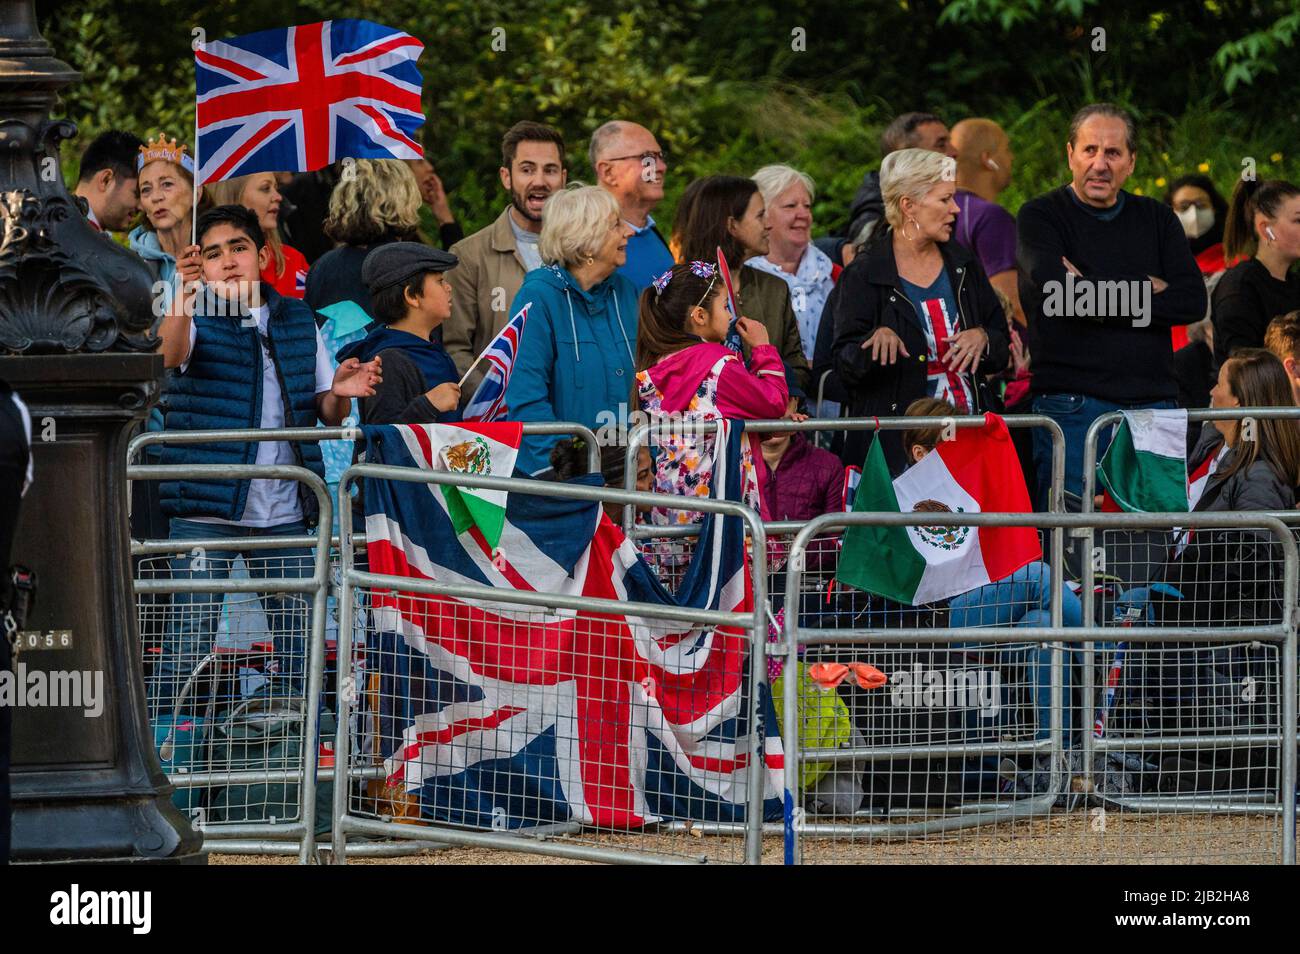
left=836, top=414, right=1040, bottom=605
left=368, top=422, right=521, bottom=551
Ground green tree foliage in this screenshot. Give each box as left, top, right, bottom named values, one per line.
left=32, top=0, right=1300, bottom=236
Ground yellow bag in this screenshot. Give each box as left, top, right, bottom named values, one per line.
left=772, top=662, right=853, bottom=792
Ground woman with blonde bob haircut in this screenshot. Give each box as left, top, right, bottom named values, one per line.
left=205, top=172, right=308, bottom=298
left=306, top=158, right=423, bottom=318
left=503, top=184, right=640, bottom=472
left=537, top=183, right=622, bottom=267
left=829, top=146, right=1010, bottom=471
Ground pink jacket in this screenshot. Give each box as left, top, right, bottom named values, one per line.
left=640, top=342, right=789, bottom=419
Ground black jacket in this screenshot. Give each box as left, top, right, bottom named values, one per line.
left=1017, top=186, right=1206, bottom=403
left=843, top=170, right=884, bottom=243
left=1210, top=257, right=1300, bottom=367
left=830, top=235, right=1010, bottom=470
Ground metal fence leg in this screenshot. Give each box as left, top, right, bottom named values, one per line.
left=1283, top=621, right=1297, bottom=864
left=744, top=514, right=769, bottom=866
left=330, top=504, right=356, bottom=866
left=782, top=605, right=800, bottom=866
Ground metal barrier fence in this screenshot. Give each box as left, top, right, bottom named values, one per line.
left=125, top=415, right=1300, bottom=864
left=126, top=423, right=600, bottom=863
left=1079, top=406, right=1300, bottom=835
left=128, top=459, right=333, bottom=865
left=781, top=510, right=1297, bottom=864
left=330, top=464, right=772, bottom=865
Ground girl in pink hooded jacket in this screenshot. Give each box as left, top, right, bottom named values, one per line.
left=635, top=261, right=789, bottom=528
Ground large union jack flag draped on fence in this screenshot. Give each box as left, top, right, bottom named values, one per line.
left=359, top=420, right=783, bottom=829
left=195, top=19, right=425, bottom=183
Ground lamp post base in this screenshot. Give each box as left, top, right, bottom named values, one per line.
left=1, top=355, right=204, bottom=864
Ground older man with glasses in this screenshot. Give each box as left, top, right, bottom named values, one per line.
left=590, top=120, right=675, bottom=290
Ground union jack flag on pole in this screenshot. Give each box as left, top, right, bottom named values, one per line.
left=194, top=19, right=425, bottom=184
left=462, top=302, right=531, bottom=423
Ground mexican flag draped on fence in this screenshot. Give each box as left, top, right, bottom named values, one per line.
left=381, top=421, right=521, bottom=551
left=836, top=413, right=1040, bottom=605
left=1096, top=409, right=1189, bottom=513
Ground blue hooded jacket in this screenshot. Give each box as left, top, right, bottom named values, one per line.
left=503, top=263, right=639, bottom=473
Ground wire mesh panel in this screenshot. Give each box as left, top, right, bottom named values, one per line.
left=340, top=586, right=762, bottom=864
left=127, top=436, right=346, bottom=862
left=134, top=550, right=319, bottom=836
left=782, top=511, right=1295, bottom=865
left=332, top=466, right=773, bottom=865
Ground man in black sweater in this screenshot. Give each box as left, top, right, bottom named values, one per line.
left=1017, top=103, right=1206, bottom=506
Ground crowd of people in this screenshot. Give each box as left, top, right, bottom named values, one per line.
left=66, top=101, right=1300, bottom=804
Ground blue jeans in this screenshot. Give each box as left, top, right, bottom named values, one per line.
left=149, top=518, right=314, bottom=717
left=950, top=562, right=1082, bottom=745
left=1031, top=394, right=1177, bottom=508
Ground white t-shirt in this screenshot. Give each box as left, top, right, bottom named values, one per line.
left=180, top=303, right=334, bottom=527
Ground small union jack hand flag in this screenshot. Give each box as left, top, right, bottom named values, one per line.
left=195, top=18, right=425, bottom=183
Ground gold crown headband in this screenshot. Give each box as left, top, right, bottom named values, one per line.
left=137, top=135, right=195, bottom=175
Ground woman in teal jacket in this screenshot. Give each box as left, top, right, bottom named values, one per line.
left=503, top=185, right=638, bottom=473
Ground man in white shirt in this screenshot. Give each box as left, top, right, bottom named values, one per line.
left=150, top=204, right=380, bottom=716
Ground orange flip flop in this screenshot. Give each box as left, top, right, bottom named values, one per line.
left=807, top=661, right=888, bottom=692
left=845, top=662, right=888, bottom=690
left=807, top=662, right=849, bottom=690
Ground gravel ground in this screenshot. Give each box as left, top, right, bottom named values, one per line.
left=208, top=811, right=1281, bottom=865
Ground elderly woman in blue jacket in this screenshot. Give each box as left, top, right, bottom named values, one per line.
left=503, top=184, right=638, bottom=473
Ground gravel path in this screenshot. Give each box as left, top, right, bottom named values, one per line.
left=208, top=811, right=1279, bottom=865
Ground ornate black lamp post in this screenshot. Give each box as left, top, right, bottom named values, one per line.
left=0, top=0, right=202, bottom=861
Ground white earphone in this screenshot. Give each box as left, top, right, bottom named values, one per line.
left=1266, top=226, right=1278, bottom=241
left=986, top=158, right=1000, bottom=172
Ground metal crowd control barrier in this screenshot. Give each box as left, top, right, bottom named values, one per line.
left=331, top=465, right=772, bottom=865
left=781, top=510, right=1297, bottom=865
left=127, top=423, right=601, bottom=862
left=621, top=414, right=1068, bottom=531
left=615, top=415, right=1069, bottom=850
left=128, top=459, right=332, bottom=864
left=1079, top=406, right=1300, bottom=824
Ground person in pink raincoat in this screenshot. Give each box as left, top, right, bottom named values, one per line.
left=634, top=261, right=789, bottom=534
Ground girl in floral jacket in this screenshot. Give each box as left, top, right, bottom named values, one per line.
left=635, top=262, right=789, bottom=529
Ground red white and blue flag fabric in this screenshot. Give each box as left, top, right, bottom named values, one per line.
left=359, top=419, right=783, bottom=829
left=195, top=19, right=425, bottom=183
left=462, top=302, right=531, bottom=423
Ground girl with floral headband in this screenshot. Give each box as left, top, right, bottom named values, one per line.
left=635, top=261, right=788, bottom=534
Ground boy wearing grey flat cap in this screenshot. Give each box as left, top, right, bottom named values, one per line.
left=336, top=241, right=463, bottom=424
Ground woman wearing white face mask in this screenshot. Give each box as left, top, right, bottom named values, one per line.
left=1164, top=175, right=1229, bottom=350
